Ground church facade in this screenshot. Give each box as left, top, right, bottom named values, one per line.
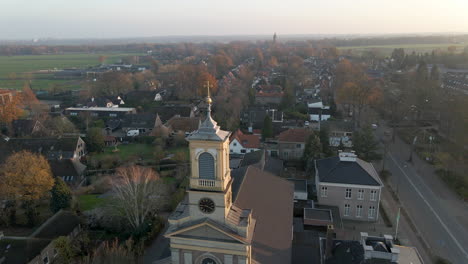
left=164, top=89, right=294, bottom=264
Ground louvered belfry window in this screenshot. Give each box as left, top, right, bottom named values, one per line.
left=199, top=152, right=215, bottom=179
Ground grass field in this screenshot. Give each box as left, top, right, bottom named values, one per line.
left=93, top=143, right=155, bottom=161
left=78, top=194, right=107, bottom=211
left=338, top=43, right=466, bottom=56
left=0, top=52, right=142, bottom=90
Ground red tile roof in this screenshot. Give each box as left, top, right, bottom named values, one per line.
left=277, top=128, right=312, bottom=143
left=230, top=129, right=261, bottom=149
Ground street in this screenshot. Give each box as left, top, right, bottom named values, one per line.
left=377, top=124, right=468, bottom=264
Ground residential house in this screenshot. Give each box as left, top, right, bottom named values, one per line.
left=151, top=105, right=195, bottom=123
left=121, top=113, right=157, bottom=134
left=229, top=129, right=261, bottom=154
left=0, top=210, right=81, bottom=264
left=49, top=159, right=86, bottom=186
left=65, top=106, right=136, bottom=118
left=308, top=100, right=331, bottom=121
left=86, top=96, right=125, bottom=108
left=255, top=84, right=284, bottom=105
left=277, top=128, right=313, bottom=160
left=11, top=119, right=46, bottom=137
left=315, top=151, right=384, bottom=221
left=240, top=106, right=283, bottom=129
left=0, top=136, right=86, bottom=162
left=166, top=116, right=200, bottom=136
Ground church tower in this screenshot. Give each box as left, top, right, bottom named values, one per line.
left=185, top=81, right=232, bottom=223
left=165, top=81, right=252, bottom=264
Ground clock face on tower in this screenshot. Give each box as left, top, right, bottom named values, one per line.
left=198, top=198, right=215, bottom=214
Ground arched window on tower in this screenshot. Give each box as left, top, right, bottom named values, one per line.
left=199, top=152, right=215, bottom=179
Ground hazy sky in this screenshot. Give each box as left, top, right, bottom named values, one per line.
left=1, top=0, right=467, bottom=39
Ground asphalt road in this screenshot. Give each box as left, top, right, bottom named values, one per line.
left=377, top=124, right=468, bottom=264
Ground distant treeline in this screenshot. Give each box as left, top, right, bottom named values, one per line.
left=324, top=35, right=468, bottom=47
left=2, top=34, right=468, bottom=56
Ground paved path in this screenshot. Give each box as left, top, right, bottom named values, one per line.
left=376, top=123, right=468, bottom=264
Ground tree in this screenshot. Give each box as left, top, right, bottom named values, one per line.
left=87, top=239, right=136, bottom=264
left=0, top=151, right=54, bottom=202
left=53, top=236, right=76, bottom=264
left=352, top=126, right=381, bottom=161
left=303, top=133, right=322, bottom=162
left=435, top=152, right=452, bottom=176
left=262, top=115, right=273, bottom=140
left=86, top=127, right=105, bottom=152
left=50, top=177, right=72, bottom=213
left=0, top=91, right=23, bottom=125
left=93, top=72, right=133, bottom=96
left=0, top=151, right=54, bottom=226
left=319, top=128, right=332, bottom=157
left=44, top=116, right=76, bottom=136
left=111, top=166, right=161, bottom=230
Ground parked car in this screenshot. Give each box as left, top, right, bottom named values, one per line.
left=126, top=130, right=140, bottom=137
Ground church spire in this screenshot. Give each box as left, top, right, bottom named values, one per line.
left=187, top=80, right=230, bottom=141
left=204, top=80, right=213, bottom=117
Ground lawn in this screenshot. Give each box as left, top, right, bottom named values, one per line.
left=338, top=43, right=466, bottom=56
left=0, top=52, right=143, bottom=90
left=78, top=194, right=107, bottom=211
left=93, top=143, right=155, bottom=161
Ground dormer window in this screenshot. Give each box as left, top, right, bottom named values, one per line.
left=199, top=152, right=215, bottom=179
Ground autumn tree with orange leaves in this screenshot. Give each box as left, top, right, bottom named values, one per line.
left=0, top=90, right=23, bottom=126
left=0, top=151, right=54, bottom=226
left=335, top=59, right=382, bottom=128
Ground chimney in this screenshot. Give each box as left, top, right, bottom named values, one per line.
left=339, top=150, right=357, bottom=162
left=325, top=224, right=335, bottom=259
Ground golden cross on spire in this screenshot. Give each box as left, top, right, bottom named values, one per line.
left=203, top=80, right=213, bottom=98
left=203, top=80, right=213, bottom=105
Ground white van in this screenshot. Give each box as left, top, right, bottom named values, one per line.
left=127, top=130, right=140, bottom=137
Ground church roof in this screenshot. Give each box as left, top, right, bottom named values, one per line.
left=232, top=166, right=294, bottom=264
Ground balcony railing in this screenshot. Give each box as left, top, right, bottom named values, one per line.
left=190, top=178, right=222, bottom=189
left=199, top=179, right=215, bottom=187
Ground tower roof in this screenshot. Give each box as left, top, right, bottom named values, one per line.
left=187, top=81, right=230, bottom=141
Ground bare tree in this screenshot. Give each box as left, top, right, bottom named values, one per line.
left=111, top=166, right=160, bottom=230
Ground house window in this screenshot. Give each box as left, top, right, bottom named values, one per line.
left=233, top=143, right=237, bottom=146
left=368, top=206, right=376, bottom=219
left=296, top=144, right=301, bottom=148
left=199, top=152, right=215, bottom=179
left=240, top=149, right=246, bottom=153
left=344, top=204, right=351, bottom=216
left=109, top=113, right=117, bottom=117
left=357, top=189, right=364, bottom=200
left=321, top=186, right=328, bottom=197
left=230, top=149, right=233, bottom=153
left=91, top=112, right=98, bottom=117
left=345, top=188, right=352, bottom=199
left=283, top=151, right=289, bottom=159
left=70, top=112, right=78, bottom=116
left=370, top=190, right=377, bottom=201
left=356, top=205, right=363, bottom=217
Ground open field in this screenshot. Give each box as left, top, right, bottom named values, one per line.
left=338, top=43, right=466, bottom=56
left=0, top=52, right=142, bottom=90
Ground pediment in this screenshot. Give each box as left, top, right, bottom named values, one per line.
left=166, top=221, right=246, bottom=244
